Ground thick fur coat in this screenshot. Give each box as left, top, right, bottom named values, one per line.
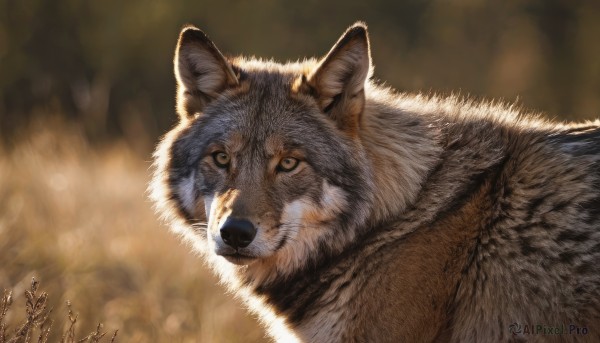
left=150, top=23, right=600, bottom=342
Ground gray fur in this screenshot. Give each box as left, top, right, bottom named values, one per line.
left=150, top=23, right=600, bottom=342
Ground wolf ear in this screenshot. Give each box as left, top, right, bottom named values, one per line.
left=174, top=26, right=239, bottom=118
left=304, top=22, right=372, bottom=134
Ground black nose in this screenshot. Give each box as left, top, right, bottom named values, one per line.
left=220, top=218, right=257, bottom=249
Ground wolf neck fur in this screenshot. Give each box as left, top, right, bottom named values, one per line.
left=360, top=83, right=443, bottom=226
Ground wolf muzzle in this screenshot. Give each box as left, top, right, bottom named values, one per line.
left=220, top=217, right=257, bottom=249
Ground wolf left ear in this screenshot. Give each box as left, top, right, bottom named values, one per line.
left=303, top=22, right=372, bottom=134
left=174, top=26, right=239, bottom=119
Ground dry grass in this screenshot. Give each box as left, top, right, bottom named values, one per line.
left=0, top=278, right=117, bottom=343
left=0, top=118, right=266, bottom=342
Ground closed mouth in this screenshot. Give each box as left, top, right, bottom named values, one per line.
left=220, top=252, right=257, bottom=265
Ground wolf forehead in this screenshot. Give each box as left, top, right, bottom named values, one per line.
left=188, top=56, right=320, bottom=119
left=195, top=62, right=331, bottom=140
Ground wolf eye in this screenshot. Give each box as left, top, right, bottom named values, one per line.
left=277, top=157, right=300, bottom=172
left=212, top=151, right=230, bottom=168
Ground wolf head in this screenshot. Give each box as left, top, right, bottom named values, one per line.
left=151, top=23, right=376, bottom=275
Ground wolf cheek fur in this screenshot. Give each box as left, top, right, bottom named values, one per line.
left=150, top=22, right=600, bottom=342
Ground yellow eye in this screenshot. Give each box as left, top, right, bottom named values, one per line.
left=277, top=157, right=300, bottom=172
left=212, top=152, right=230, bottom=168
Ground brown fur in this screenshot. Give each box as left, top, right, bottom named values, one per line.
left=150, top=22, right=600, bottom=342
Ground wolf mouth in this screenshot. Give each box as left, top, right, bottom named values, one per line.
left=220, top=252, right=258, bottom=265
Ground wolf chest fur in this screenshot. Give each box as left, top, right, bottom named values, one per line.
left=150, top=22, right=600, bottom=342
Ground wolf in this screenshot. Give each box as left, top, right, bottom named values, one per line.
left=150, top=22, right=600, bottom=342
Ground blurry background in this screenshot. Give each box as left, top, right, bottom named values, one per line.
left=1, top=0, right=599, bottom=341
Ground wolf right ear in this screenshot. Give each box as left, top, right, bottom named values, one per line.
left=174, top=26, right=239, bottom=119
